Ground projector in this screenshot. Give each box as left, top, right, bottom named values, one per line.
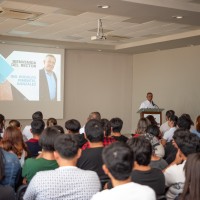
left=91, top=35, right=107, bottom=41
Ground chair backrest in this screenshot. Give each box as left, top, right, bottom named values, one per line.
left=16, top=184, right=28, bottom=200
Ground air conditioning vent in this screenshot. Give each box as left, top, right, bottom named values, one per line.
left=0, top=7, right=43, bottom=20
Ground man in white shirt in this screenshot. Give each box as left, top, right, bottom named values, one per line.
left=24, top=134, right=101, bottom=200
left=139, top=92, right=157, bottom=109
left=91, top=142, right=156, bottom=200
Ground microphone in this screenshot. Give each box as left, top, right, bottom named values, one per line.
left=152, top=101, right=155, bottom=106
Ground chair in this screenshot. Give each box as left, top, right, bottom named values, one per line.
left=16, top=184, right=28, bottom=200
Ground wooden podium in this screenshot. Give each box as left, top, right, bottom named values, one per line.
left=137, top=108, right=164, bottom=126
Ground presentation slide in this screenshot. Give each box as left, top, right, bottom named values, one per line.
left=0, top=44, right=64, bottom=119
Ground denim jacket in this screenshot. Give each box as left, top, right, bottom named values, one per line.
left=0, top=149, right=21, bottom=188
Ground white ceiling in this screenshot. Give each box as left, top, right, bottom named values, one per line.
left=0, top=0, right=200, bottom=54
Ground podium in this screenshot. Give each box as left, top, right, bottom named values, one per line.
left=137, top=108, right=164, bottom=126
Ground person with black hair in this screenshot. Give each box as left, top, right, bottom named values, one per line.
left=177, top=114, right=193, bottom=130
left=164, top=129, right=200, bottom=200
left=92, top=142, right=156, bottom=200
left=24, top=134, right=100, bottom=200
left=191, top=115, right=200, bottom=138
left=26, top=119, right=45, bottom=157
left=127, top=137, right=165, bottom=197
left=22, top=111, right=43, bottom=142
left=160, top=110, right=175, bottom=135
left=46, top=117, right=57, bottom=127
left=77, top=119, right=108, bottom=186
left=22, top=127, right=59, bottom=183
left=110, top=117, right=128, bottom=142
left=65, top=119, right=87, bottom=148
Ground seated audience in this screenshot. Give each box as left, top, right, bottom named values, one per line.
left=9, top=119, right=21, bottom=130
left=80, top=111, right=101, bottom=134
left=177, top=114, right=193, bottom=130
left=22, top=111, right=43, bottom=142
left=46, top=117, right=57, bottom=127
left=164, top=129, right=200, bottom=200
left=191, top=115, right=200, bottom=138
left=0, top=147, right=21, bottom=188
left=180, top=153, right=200, bottom=200
left=22, top=127, right=60, bottom=183
left=161, top=115, right=178, bottom=146
left=160, top=110, right=175, bottom=135
left=1, top=126, right=28, bottom=166
left=65, top=119, right=87, bottom=148
left=77, top=119, right=109, bottom=187
left=110, top=117, right=128, bottom=142
left=146, top=115, right=158, bottom=126
left=91, top=142, right=156, bottom=200
left=53, top=125, right=65, bottom=134
left=133, top=117, right=151, bottom=137
left=82, top=119, right=116, bottom=149
left=145, top=124, right=165, bottom=158
left=26, top=119, right=45, bottom=157
left=127, top=137, right=166, bottom=197
left=24, top=134, right=100, bottom=200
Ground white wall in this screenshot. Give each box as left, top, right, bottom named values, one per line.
left=132, top=45, right=200, bottom=130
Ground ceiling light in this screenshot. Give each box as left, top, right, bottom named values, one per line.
left=172, top=15, right=183, bottom=19
left=97, top=5, right=110, bottom=9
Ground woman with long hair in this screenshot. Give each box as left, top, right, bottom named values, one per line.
left=1, top=126, right=28, bottom=166
left=180, top=153, right=200, bottom=200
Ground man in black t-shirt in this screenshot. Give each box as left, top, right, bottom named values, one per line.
left=77, top=119, right=109, bottom=187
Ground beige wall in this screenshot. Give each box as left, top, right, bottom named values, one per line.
left=132, top=45, right=200, bottom=130
left=16, top=50, right=133, bottom=134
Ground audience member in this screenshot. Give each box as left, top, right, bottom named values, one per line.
left=127, top=137, right=165, bottom=197
left=177, top=114, right=193, bottom=130
left=46, top=117, right=57, bottom=127
left=161, top=115, right=178, bottom=146
left=191, top=115, right=200, bottom=138
left=133, top=117, right=151, bottom=137
left=77, top=119, right=109, bottom=187
left=82, top=119, right=116, bottom=149
left=9, top=119, right=21, bottom=129
left=145, top=124, right=165, bottom=158
left=110, top=117, right=128, bottom=142
left=1, top=126, right=28, bottom=166
left=0, top=147, right=21, bottom=188
left=160, top=110, right=175, bottom=135
left=22, top=111, right=43, bottom=142
left=146, top=115, right=158, bottom=126
left=0, top=114, right=5, bottom=138
left=180, top=153, right=200, bottom=200
left=91, top=142, right=156, bottom=200
left=24, top=134, right=100, bottom=200
left=164, top=129, right=200, bottom=200
left=26, top=119, right=45, bottom=157
left=65, top=119, right=87, bottom=148
left=22, top=127, right=60, bottom=183
left=53, top=125, right=65, bottom=134
left=80, top=111, right=101, bottom=134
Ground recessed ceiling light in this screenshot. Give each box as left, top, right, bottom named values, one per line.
left=97, top=5, right=110, bottom=9
left=98, top=49, right=102, bottom=52
left=172, top=15, right=183, bottom=19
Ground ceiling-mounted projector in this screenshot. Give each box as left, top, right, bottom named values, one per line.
left=91, top=19, right=106, bottom=41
